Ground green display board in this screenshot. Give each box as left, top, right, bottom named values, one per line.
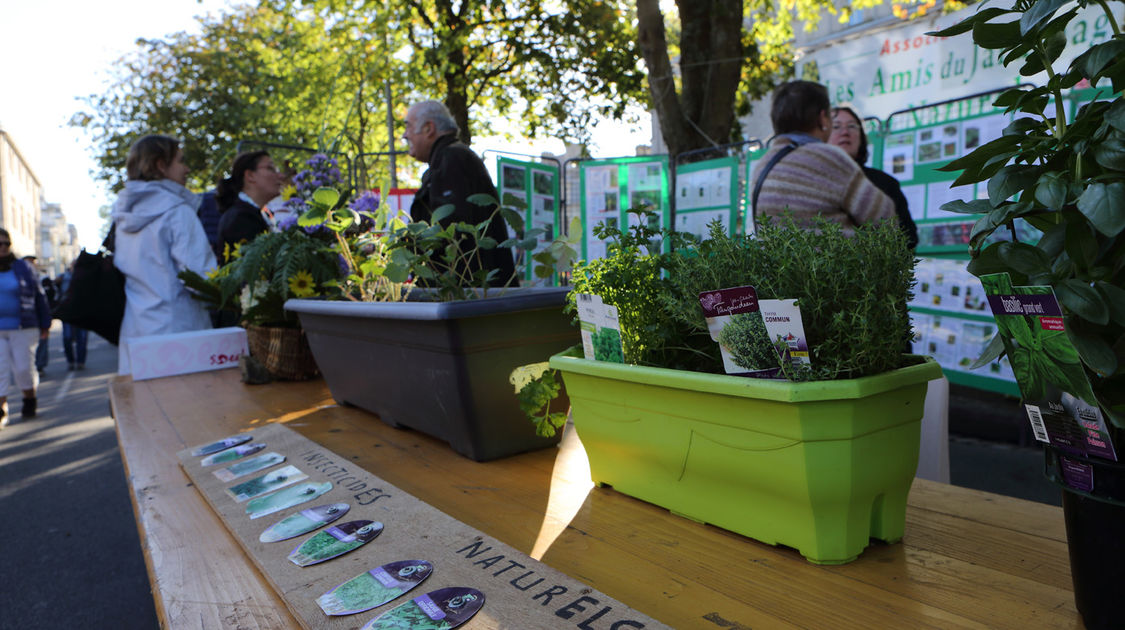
left=672, top=156, right=739, bottom=238
left=496, top=157, right=561, bottom=283
left=578, top=156, right=670, bottom=260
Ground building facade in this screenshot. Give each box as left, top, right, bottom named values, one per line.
left=0, top=127, right=43, bottom=258
left=40, top=202, right=81, bottom=277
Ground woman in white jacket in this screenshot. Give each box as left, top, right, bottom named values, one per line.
left=111, top=135, right=217, bottom=373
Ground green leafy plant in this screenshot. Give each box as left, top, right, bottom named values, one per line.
left=931, top=0, right=1125, bottom=430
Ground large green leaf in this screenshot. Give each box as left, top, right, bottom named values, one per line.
left=1065, top=220, right=1099, bottom=269
left=998, top=241, right=1052, bottom=276
left=1076, top=182, right=1125, bottom=237
left=939, top=199, right=994, bottom=214
left=988, top=165, right=1040, bottom=205
left=971, top=332, right=1007, bottom=369
left=1056, top=279, right=1110, bottom=325
left=1077, top=39, right=1125, bottom=80
left=1107, top=100, right=1125, bottom=133
left=430, top=204, right=455, bottom=224
left=1033, top=171, right=1068, bottom=209
left=1094, top=138, right=1125, bottom=171
left=1067, top=327, right=1119, bottom=378
left=1096, top=282, right=1125, bottom=323
left=311, top=186, right=340, bottom=208
left=1019, top=0, right=1068, bottom=35
left=929, top=7, right=1012, bottom=37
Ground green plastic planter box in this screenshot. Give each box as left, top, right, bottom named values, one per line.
left=549, top=351, right=943, bottom=564
left=286, top=288, right=577, bottom=461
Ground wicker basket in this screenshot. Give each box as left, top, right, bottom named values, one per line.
left=245, top=325, right=320, bottom=381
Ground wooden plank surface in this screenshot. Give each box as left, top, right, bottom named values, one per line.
left=110, top=369, right=1082, bottom=630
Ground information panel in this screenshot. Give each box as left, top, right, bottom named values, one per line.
left=673, top=156, right=739, bottom=239
left=579, top=156, right=670, bottom=260
left=496, top=157, right=562, bottom=283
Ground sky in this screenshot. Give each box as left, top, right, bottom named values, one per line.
left=0, top=0, right=652, bottom=252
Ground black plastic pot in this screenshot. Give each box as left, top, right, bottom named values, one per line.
left=286, top=288, right=576, bottom=461
left=1045, top=447, right=1125, bottom=629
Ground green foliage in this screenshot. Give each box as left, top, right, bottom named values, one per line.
left=511, top=363, right=569, bottom=439
left=592, top=327, right=625, bottom=363
left=179, top=228, right=342, bottom=327
left=931, top=1, right=1125, bottom=429
left=571, top=210, right=915, bottom=380
left=719, top=311, right=778, bottom=371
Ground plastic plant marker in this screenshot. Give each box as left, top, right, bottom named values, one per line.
left=317, top=560, right=434, bottom=616
left=225, top=465, right=307, bottom=503
left=288, top=520, right=383, bottom=567
left=259, top=503, right=350, bottom=542
left=213, top=452, right=286, bottom=482
left=246, top=482, right=333, bottom=520
left=201, top=442, right=266, bottom=466
left=191, top=434, right=253, bottom=457
left=359, top=587, right=484, bottom=630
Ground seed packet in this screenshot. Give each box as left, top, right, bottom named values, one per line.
left=698, top=286, right=810, bottom=378
left=201, top=442, right=267, bottom=466
left=317, top=560, right=434, bottom=616
left=191, top=434, right=253, bottom=457
left=226, top=465, right=307, bottom=502
left=359, top=587, right=484, bottom=630
left=288, top=520, right=383, bottom=567
left=259, top=503, right=350, bottom=542
left=247, top=482, right=333, bottom=520
left=576, top=293, right=624, bottom=362
left=213, top=452, right=286, bottom=482
left=979, top=272, right=1117, bottom=471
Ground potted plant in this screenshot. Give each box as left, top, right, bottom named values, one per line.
left=525, top=212, right=941, bottom=564
left=931, top=4, right=1125, bottom=627
left=285, top=187, right=581, bottom=462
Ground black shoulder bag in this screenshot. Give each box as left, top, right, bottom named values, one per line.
left=53, top=225, right=126, bottom=345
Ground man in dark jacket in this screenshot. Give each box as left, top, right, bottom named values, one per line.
left=404, top=100, right=517, bottom=286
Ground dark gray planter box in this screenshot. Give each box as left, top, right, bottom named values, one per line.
left=286, top=287, right=576, bottom=461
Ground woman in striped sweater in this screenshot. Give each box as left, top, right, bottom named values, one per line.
left=750, top=81, right=897, bottom=234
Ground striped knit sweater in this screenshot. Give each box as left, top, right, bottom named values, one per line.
left=751, top=139, right=897, bottom=233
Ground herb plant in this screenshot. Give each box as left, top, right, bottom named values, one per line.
left=931, top=0, right=1125, bottom=430
left=719, top=311, right=778, bottom=371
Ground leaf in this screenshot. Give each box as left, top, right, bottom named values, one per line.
left=467, top=193, right=499, bottom=208
left=1064, top=220, right=1098, bottom=269
left=1107, top=100, right=1125, bottom=133
left=1093, top=138, right=1125, bottom=171
left=1076, top=183, right=1125, bottom=237
left=1019, top=0, right=1068, bottom=35
left=1076, top=39, right=1125, bottom=80
left=311, top=187, right=340, bottom=208
left=499, top=206, right=526, bottom=233
left=988, top=165, right=1039, bottom=205
left=940, top=199, right=994, bottom=214
left=1056, top=279, right=1110, bottom=325
left=998, top=242, right=1052, bottom=276
left=430, top=204, right=455, bottom=224
left=1032, top=171, right=1068, bottom=209
left=1066, top=328, right=1118, bottom=378
left=928, top=8, right=1011, bottom=38
left=477, top=237, right=498, bottom=249
left=971, top=332, right=1007, bottom=369
left=972, top=18, right=1023, bottom=49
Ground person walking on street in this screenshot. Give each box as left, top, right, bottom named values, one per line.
left=56, top=263, right=88, bottom=370
left=0, top=232, right=51, bottom=425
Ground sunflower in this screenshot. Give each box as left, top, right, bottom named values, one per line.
left=288, top=270, right=317, bottom=298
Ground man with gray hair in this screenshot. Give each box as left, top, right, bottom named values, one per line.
left=404, top=99, right=516, bottom=285
left=402, top=99, right=515, bottom=285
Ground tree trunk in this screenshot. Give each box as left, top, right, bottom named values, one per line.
left=636, top=0, right=743, bottom=159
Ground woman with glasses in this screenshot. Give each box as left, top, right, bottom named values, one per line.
left=216, top=151, right=283, bottom=262
left=0, top=230, right=53, bottom=425
left=829, top=106, right=919, bottom=249
left=112, top=134, right=218, bottom=375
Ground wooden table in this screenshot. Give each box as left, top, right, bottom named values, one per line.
left=110, top=369, right=1081, bottom=629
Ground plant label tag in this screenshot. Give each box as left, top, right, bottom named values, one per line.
left=200, top=442, right=266, bottom=466
left=213, top=452, right=286, bottom=482
left=699, top=285, right=783, bottom=378
left=259, top=502, right=349, bottom=542
left=225, top=465, right=308, bottom=503
left=247, top=482, right=333, bottom=520
left=191, top=434, right=253, bottom=457
left=980, top=273, right=1117, bottom=461
left=359, top=587, right=484, bottom=630
left=576, top=293, right=624, bottom=363
left=288, top=520, right=383, bottom=567
left=317, top=559, right=434, bottom=616
left=1059, top=456, right=1095, bottom=493
left=759, top=299, right=811, bottom=371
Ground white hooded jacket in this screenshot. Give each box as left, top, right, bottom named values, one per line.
left=111, top=179, right=217, bottom=372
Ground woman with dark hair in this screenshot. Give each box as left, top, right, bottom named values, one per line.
left=216, top=151, right=283, bottom=261
left=111, top=134, right=217, bottom=374
left=0, top=229, right=50, bottom=425
left=829, top=106, right=919, bottom=249
left=750, top=80, right=897, bottom=233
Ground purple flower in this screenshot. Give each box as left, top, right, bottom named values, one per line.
left=349, top=190, right=380, bottom=215
left=277, top=212, right=299, bottom=231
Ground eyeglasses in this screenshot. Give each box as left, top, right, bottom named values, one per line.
left=0, top=241, right=11, bottom=247
left=832, top=123, right=861, bottom=132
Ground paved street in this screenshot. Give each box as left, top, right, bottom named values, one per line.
left=0, top=324, right=1058, bottom=628
left=0, top=324, right=158, bottom=630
